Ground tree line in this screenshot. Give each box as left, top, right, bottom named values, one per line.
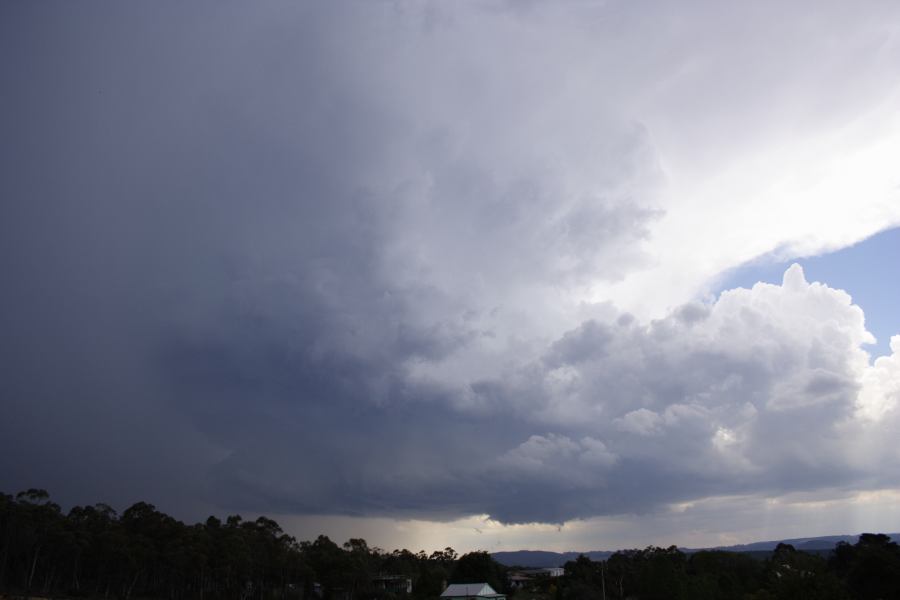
left=554, top=536, right=900, bottom=600
left=0, top=489, right=504, bottom=600
left=4, top=488, right=900, bottom=600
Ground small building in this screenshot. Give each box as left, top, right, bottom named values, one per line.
left=508, top=573, right=532, bottom=589
left=440, top=583, right=506, bottom=599
left=372, top=574, right=413, bottom=594
left=520, top=567, right=564, bottom=577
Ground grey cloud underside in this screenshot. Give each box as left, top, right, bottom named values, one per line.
left=187, top=272, right=889, bottom=525
left=3, top=1, right=900, bottom=525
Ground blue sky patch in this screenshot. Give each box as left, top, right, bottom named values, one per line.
left=716, top=227, right=900, bottom=359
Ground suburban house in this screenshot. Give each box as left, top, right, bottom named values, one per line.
left=372, top=574, right=413, bottom=594
left=508, top=567, right=565, bottom=589
left=440, top=582, right=506, bottom=599
left=520, top=567, right=564, bottom=577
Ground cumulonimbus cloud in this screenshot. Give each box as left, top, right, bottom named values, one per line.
left=2, top=1, right=900, bottom=528
left=201, top=265, right=900, bottom=524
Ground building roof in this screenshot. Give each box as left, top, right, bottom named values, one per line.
left=440, top=582, right=503, bottom=598
left=517, top=567, right=564, bottom=577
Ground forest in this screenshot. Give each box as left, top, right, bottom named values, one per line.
left=2, top=488, right=900, bottom=600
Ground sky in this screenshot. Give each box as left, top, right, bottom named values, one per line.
left=717, top=226, right=900, bottom=359
left=2, top=0, right=900, bottom=554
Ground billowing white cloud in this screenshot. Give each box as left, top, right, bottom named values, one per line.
left=858, top=337, right=900, bottom=420
left=398, top=265, right=900, bottom=523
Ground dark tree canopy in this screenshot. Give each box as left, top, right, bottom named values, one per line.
left=0, top=489, right=473, bottom=600
left=4, top=489, right=900, bottom=600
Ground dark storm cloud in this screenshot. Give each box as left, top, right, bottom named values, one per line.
left=0, top=1, right=659, bottom=518
left=3, top=1, right=900, bottom=528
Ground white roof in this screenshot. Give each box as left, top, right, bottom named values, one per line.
left=441, top=583, right=501, bottom=597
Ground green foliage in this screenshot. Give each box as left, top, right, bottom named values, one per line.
left=4, top=489, right=900, bottom=600
left=556, top=538, right=896, bottom=600
left=451, top=550, right=508, bottom=594
left=762, top=543, right=847, bottom=600
left=830, top=533, right=900, bottom=600
left=559, top=555, right=604, bottom=600
left=685, top=550, right=763, bottom=599
left=0, top=488, right=463, bottom=599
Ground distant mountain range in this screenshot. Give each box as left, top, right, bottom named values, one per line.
left=492, top=550, right=614, bottom=568
left=491, top=533, right=900, bottom=568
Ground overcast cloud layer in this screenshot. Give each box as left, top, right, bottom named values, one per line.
left=3, top=1, right=900, bottom=543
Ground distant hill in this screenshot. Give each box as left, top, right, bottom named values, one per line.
left=492, top=550, right=613, bottom=568
left=491, top=533, right=900, bottom=568
left=704, top=534, right=870, bottom=553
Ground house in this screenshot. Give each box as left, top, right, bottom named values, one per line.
left=520, top=567, right=564, bottom=577
left=311, top=583, right=351, bottom=600
left=508, top=572, right=532, bottom=589
left=440, top=583, right=506, bottom=599
left=508, top=567, right=565, bottom=591
left=372, top=574, right=413, bottom=594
